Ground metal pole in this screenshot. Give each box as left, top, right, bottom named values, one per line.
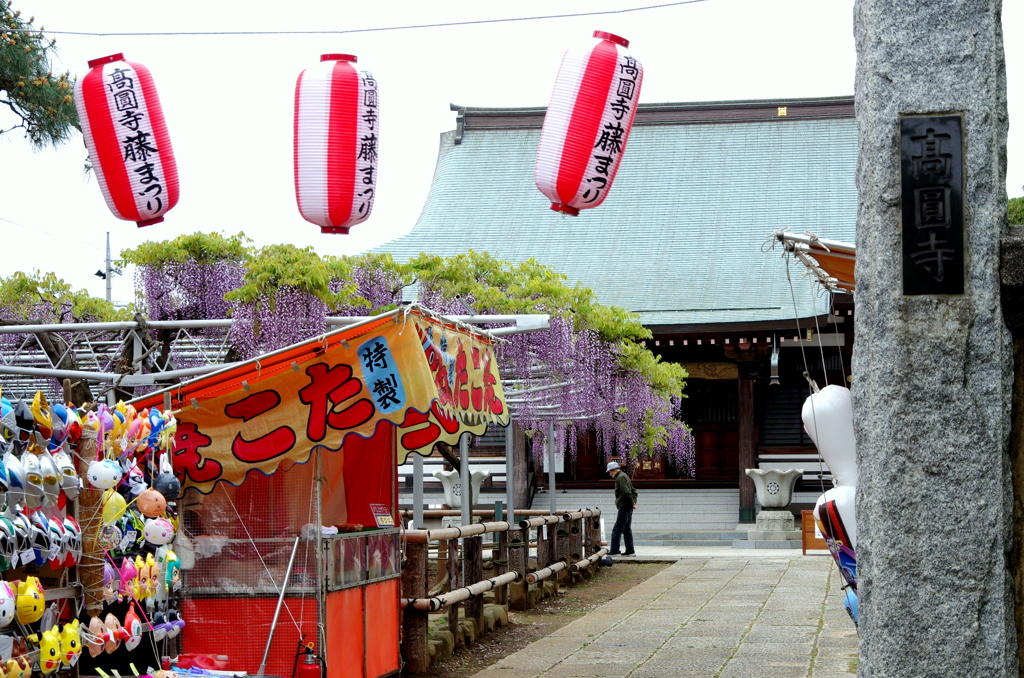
left=547, top=419, right=556, bottom=515
left=460, top=434, right=471, bottom=527
left=257, top=535, right=301, bottom=678
left=505, top=418, right=515, bottom=526
left=105, top=231, right=112, bottom=304
left=413, top=452, right=424, bottom=529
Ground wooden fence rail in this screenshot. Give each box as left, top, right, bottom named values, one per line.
left=400, top=509, right=603, bottom=673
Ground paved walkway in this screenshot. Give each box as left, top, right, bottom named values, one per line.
left=472, top=555, right=858, bottom=678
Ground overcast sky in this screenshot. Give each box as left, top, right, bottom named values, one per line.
left=1, top=0, right=1021, bottom=307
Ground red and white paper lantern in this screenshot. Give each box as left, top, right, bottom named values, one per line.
left=74, top=54, right=179, bottom=227
left=294, top=54, right=379, bottom=234
left=535, top=32, right=643, bottom=216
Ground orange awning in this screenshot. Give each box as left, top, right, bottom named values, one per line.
left=774, top=231, right=856, bottom=292
left=131, top=307, right=509, bottom=494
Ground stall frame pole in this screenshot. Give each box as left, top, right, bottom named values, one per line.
left=505, top=418, right=515, bottom=527
left=547, top=419, right=556, bottom=516
left=413, top=452, right=424, bottom=529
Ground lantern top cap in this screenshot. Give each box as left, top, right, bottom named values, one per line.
left=87, top=54, right=125, bottom=68
left=593, top=31, right=629, bottom=48
left=321, top=54, right=358, bottom=63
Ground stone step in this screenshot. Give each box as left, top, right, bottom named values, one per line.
left=731, top=539, right=803, bottom=549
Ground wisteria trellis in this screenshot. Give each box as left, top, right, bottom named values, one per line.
left=129, top=251, right=696, bottom=476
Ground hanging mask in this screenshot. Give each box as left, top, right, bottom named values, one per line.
left=62, top=517, right=82, bottom=568
left=165, top=550, right=181, bottom=592
left=37, top=451, right=60, bottom=506
left=63, top=409, right=82, bottom=446
left=125, top=458, right=146, bottom=496
left=150, top=610, right=167, bottom=641
left=0, top=397, right=14, bottom=441
left=124, top=603, right=143, bottom=651
left=165, top=607, right=182, bottom=638
left=87, top=459, right=123, bottom=490
left=20, top=453, right=44, bottom=509
left=0, top=581, right=14, bottom=628
left=120, top=556, right=138, bottom=599
left=13, top=401, right=33, bottom=451
left=52, top=449, right=80, bottom=501
left=145, top=553, right=159, bottom=598
left=30, top=393, right=53, bottom=447
left=0, top=451, right=9, bottom=499
left=86, top=615, right=105, bottom=658
left=0, top=517, right=16, bottom=569
left=46, top=518, right=64, bottom=565
left=59, top=620, right=81, bottom=667
left=3, top=450, right=24, bottom=508
left=153, top=452, right=181, bottom=500
left=28, top=625, right=61, bottom=675
left=134, top=555, right=149, bottom=600
left=103, top=562, right=120, bottom=603
left=50, top=404, right=68, bottom=446
left=29, top=512, right=51, bottom=567
left=144, top=517, right=175, bottom=545
left=102, top=612, right=125, bottom=654
left=11, top=636, right=30, bottom=678
left=15, top=577, right=44, bottom=624
left=11, top=511, right=32, bottom=556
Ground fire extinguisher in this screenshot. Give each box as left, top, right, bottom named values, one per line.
left=293, top=640, right=324, bottom=678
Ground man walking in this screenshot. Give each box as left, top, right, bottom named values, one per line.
left=607, top=461, right=637, bottom=556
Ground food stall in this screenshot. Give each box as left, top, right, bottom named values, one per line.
left=129, top=306, right=509, bottom=678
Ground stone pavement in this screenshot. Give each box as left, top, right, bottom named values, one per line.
left=471, top=555, right=858, bottom=678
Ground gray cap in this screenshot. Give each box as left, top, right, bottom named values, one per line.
left=606, top=461, right=621, bottom=473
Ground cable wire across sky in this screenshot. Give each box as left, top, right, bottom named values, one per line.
left=9, top=0, right=712, bottom=37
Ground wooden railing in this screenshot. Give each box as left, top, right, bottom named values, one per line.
left=400, top=509, right=604, bottom=673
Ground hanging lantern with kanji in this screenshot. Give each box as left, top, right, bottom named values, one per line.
left=535, top=31, right=643, bottom=216
left=294, top=54, right=379, bottom=234
left=74, top=54, right=179, bottom=227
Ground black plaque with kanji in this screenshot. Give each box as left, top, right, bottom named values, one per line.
left=900, top=115, right=964, bottom=295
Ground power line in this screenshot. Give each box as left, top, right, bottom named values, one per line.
left=0, top=216, right=101, bottom=250
left=8, top=0, right=712, bottom=37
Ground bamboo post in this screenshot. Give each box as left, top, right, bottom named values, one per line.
left=495, top=530, right=509, bottom=606
left=436, top=538, right=448, bottom=588
left=464, top=536, right=484, bottom=634
left=76, top=426, right=104, bottom=617
left=447, top=539, right=461, bottom=646
left=401, top=542, right=429, bottom=673
left=507, top=528, right=528, bottom=611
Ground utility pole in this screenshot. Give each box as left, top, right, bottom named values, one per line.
left=104, top=232, right=112, bottom=303
left=95, top=232, right=120, bottom=304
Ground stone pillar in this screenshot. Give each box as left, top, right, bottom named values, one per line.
left=853, top=2, right=1014, bottom=676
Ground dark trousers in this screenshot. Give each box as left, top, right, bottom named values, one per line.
left=610, top=505, right=634, bottom=554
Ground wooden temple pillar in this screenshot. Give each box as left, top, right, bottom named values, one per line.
left=737, top=367, right=757, bottom=523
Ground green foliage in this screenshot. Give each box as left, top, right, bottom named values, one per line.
left=225, top=243, right=337, bottom=305
left=406, top=251, right=648, bottom=342
left=1009, top=196, right=1024, bottom=226
left=0, top=270, right=130, bottom=322
left=119, top=231, right=250, bottom=267
left=0, top=1, right=78, bottom=149
left=619, top=339, right=689, bottom=400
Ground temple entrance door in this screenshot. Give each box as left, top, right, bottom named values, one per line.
left=695, top=423, right=739, bottom=482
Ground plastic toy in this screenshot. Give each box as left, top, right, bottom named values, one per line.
left=103, top=561, right=120, bottom=603
left=103, top=611, right=126, bottom=653
left=59, top=620, right=81, bottom=667
left=87, top=459, right=123, bottom=490
left=137, top=488, right=167, bottom=517
left=15, top=577, right=44, bottom=624
left=135, top=555, right=150, bottom=600
left=28, top=625, right=61, bottom=674
left=101, top=489, right=128, bottom=524
left=52, top=449, right=81, bottom=501
left=153, top=452, right=181, bottom=500
left=0, top=581, right=15, bottom=627
left=2, top=450, right=24, bottom=508
left=86, top=615, right=105, bottom=657
left=144, top=517, right=175, bottom=545
left=120, top=557, right=138, bottom=599
left=37, top=451, right=60, bottom=506
left=20, top=453, right=44, bottom=509
left=62, top=517, right=82, bottom=567
left=124, top=603, right=143, bottom=651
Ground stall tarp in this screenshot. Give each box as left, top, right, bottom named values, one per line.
left=131, top=309, right=509, bottom=494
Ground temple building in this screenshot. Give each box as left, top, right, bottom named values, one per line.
left=375, top=96, right=856, bottom=531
